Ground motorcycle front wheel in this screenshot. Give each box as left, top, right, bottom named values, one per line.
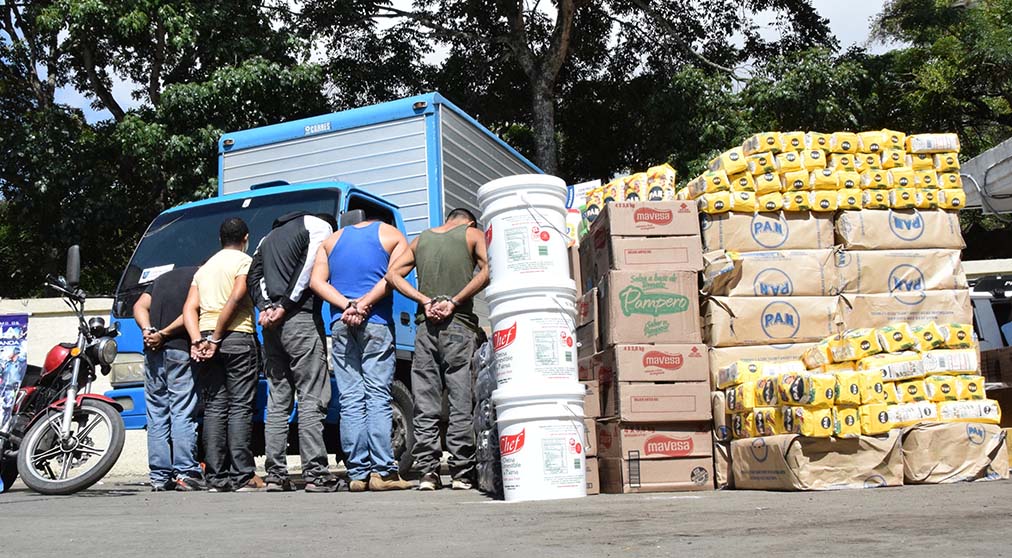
left=17, top=399, right=125, bottom=495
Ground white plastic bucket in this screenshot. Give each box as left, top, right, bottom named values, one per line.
left=477, top=174, right=570, bottom=285
left=487, top=279, right=578, bottom=390
left=492, top=386, right=587, bottom=502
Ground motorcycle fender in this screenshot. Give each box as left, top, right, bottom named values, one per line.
left=48, top=394, right=123, bottom=413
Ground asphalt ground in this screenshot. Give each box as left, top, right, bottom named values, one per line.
left=2, top=476, right=1012, bottom=557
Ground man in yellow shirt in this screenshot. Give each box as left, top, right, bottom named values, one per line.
left=183, top=217, right=262, bottom=492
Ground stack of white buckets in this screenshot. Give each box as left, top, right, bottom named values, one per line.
left=477, top=174, right=587, bottom=502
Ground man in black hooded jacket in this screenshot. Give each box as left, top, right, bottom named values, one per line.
left=248, top=211, right=338, bottom=492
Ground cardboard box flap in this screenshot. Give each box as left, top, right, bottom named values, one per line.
left=835, top=209, right=965, bottom=250
left=836, top=249, right=967, bottom=294
left=591, top=201, right=701, bottom=237
left=703, top=295, right=843, bottom=348
left=901, top=422, right=1009, bottom=484
left=840, top=291, right=973, bottom=330
left=703, top=249, right=840, bottom=297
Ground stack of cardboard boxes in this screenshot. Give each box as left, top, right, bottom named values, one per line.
left=577, top=201, right=714, bottom=493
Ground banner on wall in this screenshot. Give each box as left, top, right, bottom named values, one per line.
left=0, top=314, right=29, bottom=493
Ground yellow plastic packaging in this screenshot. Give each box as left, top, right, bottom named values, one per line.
left=834, top=406, right=862, bottom=438
left=829, top=328, right=883, bottom=362
left=777, top=372, right=837, bottom=408
left=912, top=323, right=946, bottom=352
left=757, top=192, right=783, bottom=212
left=858, top=351, right=925, bottom=381
left=836, top=171, right=861, bottom=190
left=730, top=412, right=756, bottom=439
left=883, top=382, right=900, bottom=405
left=838, top=188, right=863, bottom=210
left=858, top=131, right=887, bottom=153
left=854, top=153, right=882, bottom=172
left=585, top=188, right=603, bottom=221
left=829, top=153, right=857, bottom=172
left=898, top=379, right=928, bottom=403
left=730, top=191, right=758, bottom=213
left=801, top=149, right=828, bottom=170
left=907, top=133, right=961, bottom=154
left=780, top=169, right=810, bottom=192
left=861, top=169, right=890, bottom=190
left=781, top=406, right=834, bottom=437
left=805, top=132, right=831, bottom=151
left=937, top=400, right=1001, bottom=425
left=697, top=192, right=731, bottom=214
left=810, top=190, right=838, bottom=212
left=744, top=132, right=785, bottom=156
left=914, top=189, right=939, bottom=209
left=906, top=152, right=935, bottom=171
left=881, top=148, right=906, bottom=170
left=754, top=172, right=782, bottom=195
left=889, top=401, right=939, bottom=427
left=726, top=381, right=758, bottom=412
left=888, top=167, right=916, bottom=189
left=728, top=171, right=756, bottom=192
left=753, top=407, right=781, bottom=437
left=939, top=188, right=966, bottom=210
left=830, top=132, right=860, bottom=154
left=922, top=349, right=979, bottom=375
left=915, top=170, right=939, bottom=189
left=956, top=375, right=985, bottom=400
left=835, top=371, right=863, bottom=406
left=876, top=323, right=916, bottom=353
left=623, top=173, right=647, bottom=201
left=924, top=375, right=960, bottom=402
left=809, top=168, right=839, bottom=190
left=755, top=376, right=779, bottom=407
left=701, top=169, right=731, bottom=193
left=783, top=131, right=806, bottom=151
left=882, top=129, right=907, bottom=151
left=860, top=403, right=894, bottom=435
left=776, top=151, right=804, bottom=173
left=603, top=179, right=621, bottom=204
left=889, top=188, right=918, bottom=209
left=934, top=152, right=960, bottom=173
left=823, top=361, right=857, bottom=374
left=747, top=152, right=779, bottom=175
left=709, top=147, right=749, bottom=176
left=858, top=370, right=887, bottom=405
left=802, top=338, right=834, bottom=370
left=646, top=164, right=677, bottom=201
left=938, top=172, right=962, bottom=189
left=940, top=323, right=975, bottom=349
left=782, top=191, right=812, bottom=212
left=862, top=190, right=890, bottom=209
left=717, top=360, right=764, bottom=389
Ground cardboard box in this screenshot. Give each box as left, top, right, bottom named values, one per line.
left=577, top=323, right=599, bottom=360
left=731, top=430, right=904, bottom=490
left=600, top=456, right=714, bottom=493
left=599, top=271, right=701, bottom=346
left=703, top=249, right=838, bottom=297
left=578, top=355, right=595, bottom=381
left=714, top=440, right=733, bottom=489
left=594, top=344, right=708, bottom=384
left=591, top=200, right=700, bottom=237
left=582, top=380, right=602, bottom=418
left=836, top=209, right=965, bottom=250
left=601, top=381, right=710, bottom=423
left=708, top=343, right=817, bottom=374
left=841, top=290, right=972, bottom=330
left=902, top=422, right=1009, bottom=484
left=592, top=235, right=704, bottom=275
left=836, top=249, right=967, bottom=294
left=576, top=288, right=598, bottom=329
left=703, top=296, right=842, bottom=348
left=586, top=457, right=600, bottom=495
left=701, top=211, right=835, bottom=253
left=597, top=420, right=712, bottom=460
left=584, top=418, right=598, bottom=457
left=569, top=244, right=583, bottom=297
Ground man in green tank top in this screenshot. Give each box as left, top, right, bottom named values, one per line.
left=387, top=208, right=489, bottom=490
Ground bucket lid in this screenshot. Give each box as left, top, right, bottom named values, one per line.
left=486, top=277, right=577, bottom=304
left=491, top=383, right=587, bottom=405
left=477, top=174, right=567, bottom=206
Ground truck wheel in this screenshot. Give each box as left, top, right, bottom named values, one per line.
left=391, top=379, right=415, bottom=474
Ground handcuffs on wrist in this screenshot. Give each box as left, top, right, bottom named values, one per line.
left=191, top=335, right=221, bottom=346
left=425, top=295, right=458, bottom=307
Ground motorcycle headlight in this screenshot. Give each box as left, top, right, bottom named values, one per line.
left=94, top=337, right=118, bottom=366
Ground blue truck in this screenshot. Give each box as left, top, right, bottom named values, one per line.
left=105, top=93, right=539, bottom=470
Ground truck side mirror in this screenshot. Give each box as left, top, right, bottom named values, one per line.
left=339, top=210, right=365, bottom=229
left=66, top=245, right=81, bottom=289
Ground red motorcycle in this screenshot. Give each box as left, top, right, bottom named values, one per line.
left=0, top=246, right=126, bottom=494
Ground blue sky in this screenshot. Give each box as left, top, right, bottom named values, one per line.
left=58, top=1, right=889, bottom=123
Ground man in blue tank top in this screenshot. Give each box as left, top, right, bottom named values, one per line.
left=311, top=212, right=411, bottom=492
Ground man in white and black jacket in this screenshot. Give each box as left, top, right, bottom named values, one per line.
left=247, top=211, right=339, bottom=492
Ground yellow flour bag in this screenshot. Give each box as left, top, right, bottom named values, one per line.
left=834, top=406, right=861, bottom=438
left=921, top=349, right=978, bottom=375
left=911, top=323, right=946, bottom=352
left=747, top=152, right=779, bottom=175
left=881, top=148, right=906, bottom=170
left=897, top=379, right=928, bottom=403
left=838, top=188, right=863, bottom=210
left=729, top=171, right=756, bottom=192
left=861, top=169, right=890, bottom=189
left=830, top=132, right=860, bottom=154
left=730, top=191, right=758, bottom=213
left=924, top=375, right=960, bottom=402
left=801, top=149, right=828, bottom=170
left=810, top=190, right=839, bottom=212
left=781, top=169, right=810, bottom=192
left=858, top=131, right=887, bottom=153
left=783, top=131, right=807, bottom=151
left=646, top=164, right=676, bottom=201
left=888, top=167, right=917, bottom=189
left=757, top=192, right=783, bottom=212
left=855, top=152, right=882, bottom=172
left=809, top=168, right=840, bottom=190
left=753, top=407, right=781, bottom=437
left=860, top=403, right=894, bottom=435
left=709, top=147, right=749, bottom=175
left=914, top=189, right=939, bottom=210
left=858, top=351, right=925, bottom=381
left=754, top=172, right=782, bottom=195
left=755, top=376, right=780, bottom=407
left=889, top=401, right=938, bottom=427
left=907, top=133, right=961, bottom=154
left=726, top=382, right=758, bottom=412
left=781, top=406, right=834, bottom=437
left=906, top=152, right=935, bottom=171
left=829, top=153, right=857, bottom=172
left=939, top=188, right=966, bottom=209
left=697, top=192, right=732, bottom=214
left=862, top=189, right=890, bottom=209
left=858, top=370, right=887, bottom=405
left=936, top=400, right=1000, bottom=425
left=806, top=132, right=831, bottom=151
left=777, top=373, right=837, bottom=408
left=956, top=375, right=985, bottom=400
left=717, top=360, right=764, bottom=389
left=915, top=170, right=939, bottom=189
left=881, top=129, right=907, bottom=150
left=730, top=412, right=757, bottom=439
left=835, top=370, right=863, bottom=406
left=876, top=323, right=916, bottom=353
left=940, top=323, right=975, bottom=349
left=889, top=188, right=918, bottom=209
left=837, top=171, right=862, bottom=190
left=829, top=329, right=883, bottom=362
left=744, top=132, right=785, bottom=156
left=777, top=151, right=804, bottom=173
left=938, top=172, right=962, bottom=189
left=934, top=152, right=960, bottom=173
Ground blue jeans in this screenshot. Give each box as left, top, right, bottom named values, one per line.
left=331, top=321, right=396, bottom=480
left=144, top=348, right=201, bottom=484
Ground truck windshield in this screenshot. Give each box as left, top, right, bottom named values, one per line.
left=113, top=188, right=341, bottom=318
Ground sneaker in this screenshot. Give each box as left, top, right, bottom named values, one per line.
left=417, top=471, right=442, bottom=491
left=451, top=477, right=473, bottom=491
left=349, top=479, right=369, bottom=493
left=175, top=476, right=206, bottom=492
left=304, top=476, right=340, bottom=493
left=150, top=480, right=175, bottom=492
left=236, top=474, right=267, bottom=492
left=368, top=472, right=413, bottom=491
left=264, top=476, right=294, bottom=492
